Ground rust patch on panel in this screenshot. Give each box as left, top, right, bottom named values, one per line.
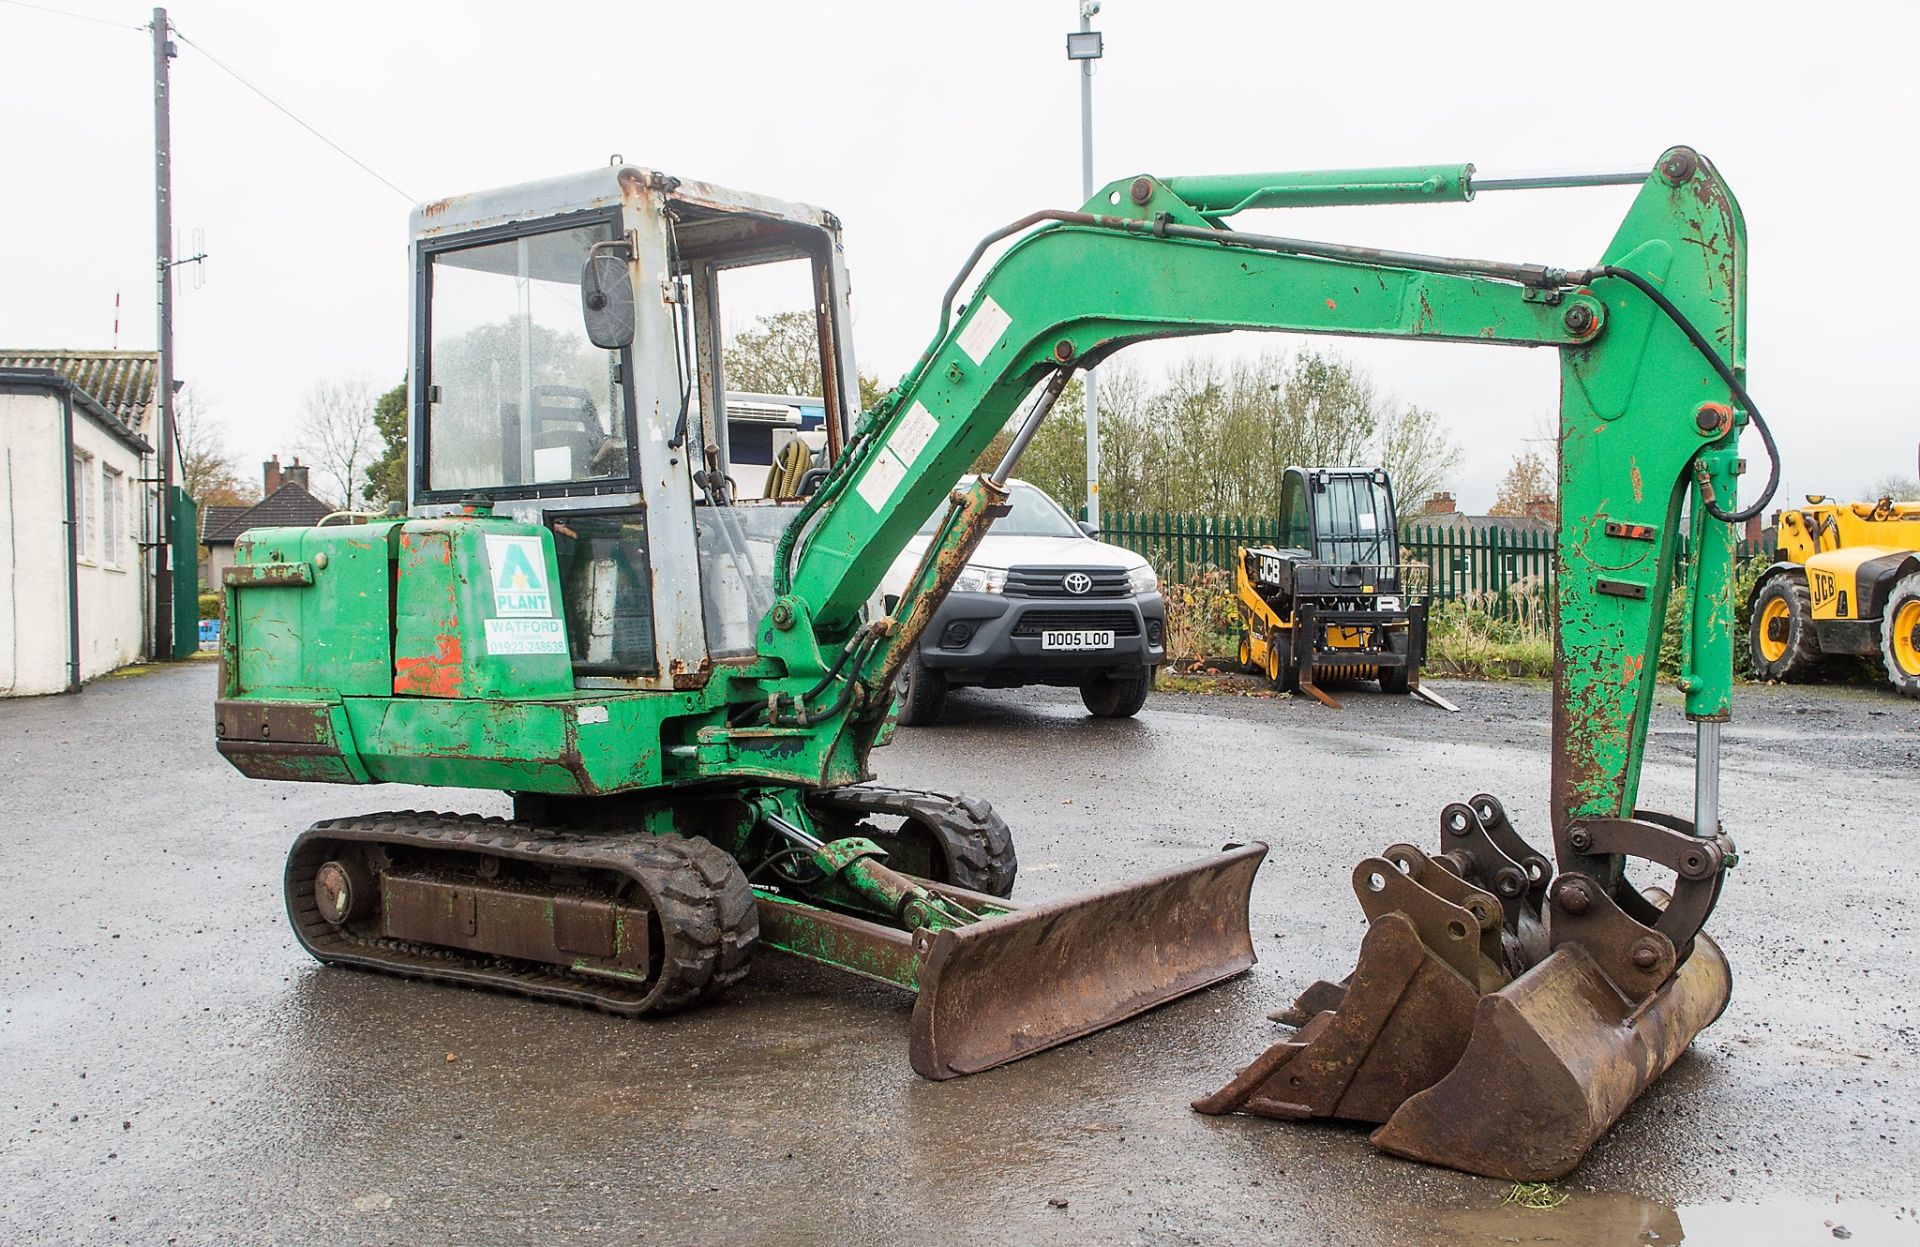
left=395, top=632, right=464, bottom=697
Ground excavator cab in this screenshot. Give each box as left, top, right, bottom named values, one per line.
left=410, top=169, right=859, bottom=684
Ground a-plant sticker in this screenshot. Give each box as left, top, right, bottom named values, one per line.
left=486, top=535, right=552, bottom=617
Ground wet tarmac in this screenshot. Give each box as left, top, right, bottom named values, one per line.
left=2, top=661, right=1916, bottom=1245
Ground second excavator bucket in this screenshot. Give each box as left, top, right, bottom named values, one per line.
left=908, top=841, right=1267, bottom=1079
left=1196, top=798, right=1733, bottom=1180
left=1370, top=931, right=1731, bottom=1180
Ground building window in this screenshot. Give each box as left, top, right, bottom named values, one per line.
left=72, top=451, right=95, bottom=563
left=102, top=465, right=124, bottom=567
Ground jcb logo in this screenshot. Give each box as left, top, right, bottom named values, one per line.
left=1810, top=570, right=1837, bottom=609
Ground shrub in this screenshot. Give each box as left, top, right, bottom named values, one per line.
left=1161, top=568, right=1239, bottom=667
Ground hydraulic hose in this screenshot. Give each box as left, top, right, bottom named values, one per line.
left=1588, top=265, right=1780, bottom=524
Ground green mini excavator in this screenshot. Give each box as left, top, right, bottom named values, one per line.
left=217, top=147, right=1766, bottom=1180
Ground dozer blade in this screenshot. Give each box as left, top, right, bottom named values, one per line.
left=1370, top=929, right=1732, bottom=1180
left=909, top=841, right=1266, bottom=1080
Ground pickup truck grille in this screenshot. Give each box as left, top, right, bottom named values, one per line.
left=1005, top=566, right=1130, bottom=598
left=1011, top=609, right=1141, bottom=637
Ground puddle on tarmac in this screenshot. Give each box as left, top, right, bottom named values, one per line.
left=1416, top=1193, right=1918, bottom=1246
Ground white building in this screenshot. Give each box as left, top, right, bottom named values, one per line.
left=0, top=367, right=159, bottom=695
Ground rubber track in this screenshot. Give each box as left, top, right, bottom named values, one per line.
left=285, top=811, right=756, bottom=1016
left=810, top=785, right=1017, bottom=898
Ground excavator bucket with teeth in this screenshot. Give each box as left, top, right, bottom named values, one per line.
left=1197, top=796, right=1734, bottom=1180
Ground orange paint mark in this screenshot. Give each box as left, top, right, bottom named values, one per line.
left=395, top=631, right=464, bottom=697
left=1325, top=298, right=1338, bottom=311
left=1621, top=654, right=1644, bottom=686
left=1630, top=460, right=1644, bottom=504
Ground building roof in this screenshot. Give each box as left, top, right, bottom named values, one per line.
left=0, top=351, right=159, bottom=432
left=0, top=367, right=152, bottom=454
left=200, top=482, right=338, bottom=545
left=199, top=504, right=251, bottom=544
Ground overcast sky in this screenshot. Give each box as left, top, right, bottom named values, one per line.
left=3, top=0, right=1914, bottom=510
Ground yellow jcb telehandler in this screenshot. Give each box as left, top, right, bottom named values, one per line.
left=1749, top=486, right=1920, bottom=697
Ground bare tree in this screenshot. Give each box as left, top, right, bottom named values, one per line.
left=1489, top=451, right=1556, bottom=517
left=177, top=386, right=256, bottom=508
left=1376, top=403, right=1463, bottom=515
left=1865, top=472, right=1920, bottom=502
left=297, top=379, right=379, bottom=509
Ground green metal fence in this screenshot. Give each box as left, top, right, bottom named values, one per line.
left=1097, top=510, right=1765, bottom=620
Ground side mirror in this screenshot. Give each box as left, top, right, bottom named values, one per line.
left=580, top=250, right=635, bottom=349
left=1078, top=520, right=1098, bottom=537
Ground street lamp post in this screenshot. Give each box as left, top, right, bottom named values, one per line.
left=1066, top=2, right=1103, bottom=529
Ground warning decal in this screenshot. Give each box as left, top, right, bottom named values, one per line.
left=956, top=296, right=1012, bottom=366
left=856, top=446, right=910, bottom=512
left=485, top=535, right=552, bottom=617
left=889, top=402, right=940, bottom=469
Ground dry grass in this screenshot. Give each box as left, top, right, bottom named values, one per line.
left=1425, top=597, right=1553, bottom=680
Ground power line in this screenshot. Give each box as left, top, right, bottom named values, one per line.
left=169, top=25, right=416, bottom=203
left=1, top=1, right=416, bottom=204
left=0, top=0, right=144, bottom=31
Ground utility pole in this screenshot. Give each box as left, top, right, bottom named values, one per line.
left=1066, top=3, right=1104, bottom=528
left=151, top=6, right=176, bottom=660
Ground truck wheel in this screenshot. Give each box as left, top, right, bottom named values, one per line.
left=1749, top=573, right=1823, bottom=682
left=1237, top=631, right=1253, bottom=672
left=1881, top=572, right=1920, bottom=699
left=895, top=653, right=949, bottom=726
left=1082, top=668, right=1152, bottom=718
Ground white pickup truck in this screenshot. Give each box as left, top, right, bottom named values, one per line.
left=880, top=478, right=1165, bottom=725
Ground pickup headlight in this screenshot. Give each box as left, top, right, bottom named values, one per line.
left=1376, top=595, right=1403, bottom=613
left=1125, top=564, right=1159, bottom=594
left=954, top=565, right=1007, bottom=594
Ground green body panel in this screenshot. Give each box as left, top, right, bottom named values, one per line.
left=389, top=517, right=574, bottom=700
left=225, top=511, right=873, bottom=795
left=227, top=522, right=399, bottom=698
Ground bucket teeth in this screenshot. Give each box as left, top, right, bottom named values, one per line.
left=1198, top=796, right=1733, bottom=1179
left=1193, top=912, right=1478, bottom=1123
